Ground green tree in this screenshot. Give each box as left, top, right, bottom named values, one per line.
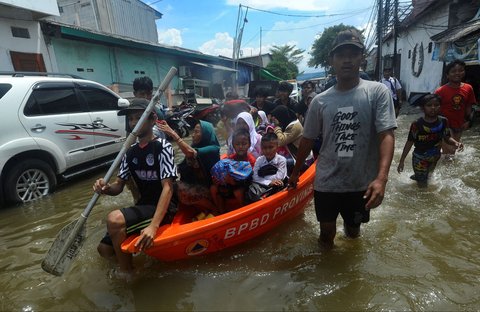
left=308, top=24, right=362, bottom=70
left=265, top=44, right=305, bottom=80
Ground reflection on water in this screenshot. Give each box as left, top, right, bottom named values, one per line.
left=1, top=112, right=479, bottom=311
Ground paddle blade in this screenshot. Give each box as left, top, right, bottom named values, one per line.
left=41, top=219, right=86, bottom=276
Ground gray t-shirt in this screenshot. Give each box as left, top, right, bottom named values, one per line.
left=303, top=79, right=397, bottom=192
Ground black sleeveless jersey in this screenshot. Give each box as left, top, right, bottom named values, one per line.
left=118, top=138, right=176, bottom=205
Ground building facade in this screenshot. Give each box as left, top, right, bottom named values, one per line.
left=1, top=0, right=260, bottom=102
left=0, top=0, right=59, bottom=72
left=50, top=0, right=162, bottom=43
left=381, top=0, right=480, bottom=100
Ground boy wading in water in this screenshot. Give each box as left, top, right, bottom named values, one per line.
left=397, top=94, right=464, bottom=187
left=288, top=29, right=397, bottom=249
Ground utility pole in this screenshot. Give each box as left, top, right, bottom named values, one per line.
left=376, top=0, right=383, bottom=80
left=393, top=0, right=399, bottom=78
left=232, top=6, right=248, bottom=67
left=232, top=5, right=242, bottom=60
left=259, top=27, right=262, bottom=57
left=232, top=5, right=248, bottom=92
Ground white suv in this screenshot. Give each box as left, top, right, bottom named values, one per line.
left=0, top=73, right=129, bottom=204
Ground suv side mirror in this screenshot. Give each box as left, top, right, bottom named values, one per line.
left=117, top=98, right=129, bottom=108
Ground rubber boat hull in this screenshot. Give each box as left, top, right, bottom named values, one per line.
left=121, top=163, right=315, bottom=261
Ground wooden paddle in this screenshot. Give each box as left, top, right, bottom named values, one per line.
left=41, top=67, right=178, bottom=276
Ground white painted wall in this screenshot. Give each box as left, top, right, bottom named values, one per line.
left=0, top=17, right=54, bottom=71
left=382, top=4, right=449, bottom=97
left=0, top=0, right=59, bottom=16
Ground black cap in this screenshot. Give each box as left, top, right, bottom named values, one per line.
left=117, top=98, right=149, bottom=116
left=330, top=29, right=365, bottom=54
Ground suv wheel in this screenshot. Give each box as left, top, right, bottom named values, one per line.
left=4, top=159, right=57, bottom=203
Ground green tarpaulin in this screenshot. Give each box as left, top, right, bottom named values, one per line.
left=259, top=68, right=283, bottom=81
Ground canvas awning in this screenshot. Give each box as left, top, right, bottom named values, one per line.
left=431, top=19, right=480, bottom=62
left=431, top=20, right=480, bottom=43
left=259, top=68, right=283, bottom=81
left=189, top=61, right=237, bottom=72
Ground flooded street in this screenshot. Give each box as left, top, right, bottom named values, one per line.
left=1, top=109, right=480, bottom=311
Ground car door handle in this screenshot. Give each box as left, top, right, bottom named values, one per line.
left=31, top=124, right=46, bottom=132
left=93, top=118, right=104, bottom=124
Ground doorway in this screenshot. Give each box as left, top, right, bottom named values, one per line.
left=465, top=64, right=480, bottom=100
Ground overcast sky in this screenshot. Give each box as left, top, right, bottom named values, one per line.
left=147, top=0, right=377, bottom=73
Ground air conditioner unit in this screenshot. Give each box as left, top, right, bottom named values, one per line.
left=179, top=66, right=191, bottom=77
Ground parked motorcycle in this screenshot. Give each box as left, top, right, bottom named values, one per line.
left=192, top=101, right=221, bottom=127
left=164, top=105, right=195, bottom=139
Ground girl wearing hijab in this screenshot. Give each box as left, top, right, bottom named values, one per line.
left=254, top=110, right=270, bottom=135
left=227, top=112, right=262, bottom=157
left=270, top=105, right=303, bottom=160
left=159, top=120, right=220, bottom=212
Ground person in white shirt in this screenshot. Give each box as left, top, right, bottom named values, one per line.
left=381, top=68, right=403, bottom=117
left=253, top=132, right=287, bottom=186
left=246, top=132, right=287, bottom=203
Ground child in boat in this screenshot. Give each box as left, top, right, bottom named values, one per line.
left=246, top=132, right=287, bottom=203
left=211, top=129, right=254, bottom=213
left=397, top=94, right=464, bottom=187
left=227, top=112, right=263, bottom=158
left=270, top=105, right=303, bottom=173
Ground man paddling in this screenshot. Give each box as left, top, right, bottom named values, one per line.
left=288, top=29, right=397, bottom=249
left=93, top=98, right=177, bottom=275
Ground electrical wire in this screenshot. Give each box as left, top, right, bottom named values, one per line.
left=147, top=0, right=162, bottom=5
left=261, top=7, right=373, bottom=32
left=242, top=4, right=373, bottom=19
left=363, top=0, right=378, bottom=50
left=235, top=1, right=389, bottom=65
left=242, top=30, right=260, bottom=46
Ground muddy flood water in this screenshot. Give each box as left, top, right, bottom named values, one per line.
left=1, top=108, right=480, bottom=311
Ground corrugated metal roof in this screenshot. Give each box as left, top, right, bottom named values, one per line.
left=190, top=61, right=237, bottom=72
left=108, top=0, right=160, bottom=42
left=43, top=20, right=228, bottom=63
left=431, top=19, right=480, bottom=43
left=400, top=0, right=440, bottom=29
left=42, top=20, right=262, bottom=71
left=136, top=0, right=162, bottom=19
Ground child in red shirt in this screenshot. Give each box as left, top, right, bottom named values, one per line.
left=435, top=60, right=476, bottom=157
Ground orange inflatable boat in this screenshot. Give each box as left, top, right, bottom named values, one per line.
left=121, top=163, right=315, bottom=261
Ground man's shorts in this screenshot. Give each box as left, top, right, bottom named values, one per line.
left=314, top=191, right=369, bottom=227
left=100, top=201, right=177, bottom=246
